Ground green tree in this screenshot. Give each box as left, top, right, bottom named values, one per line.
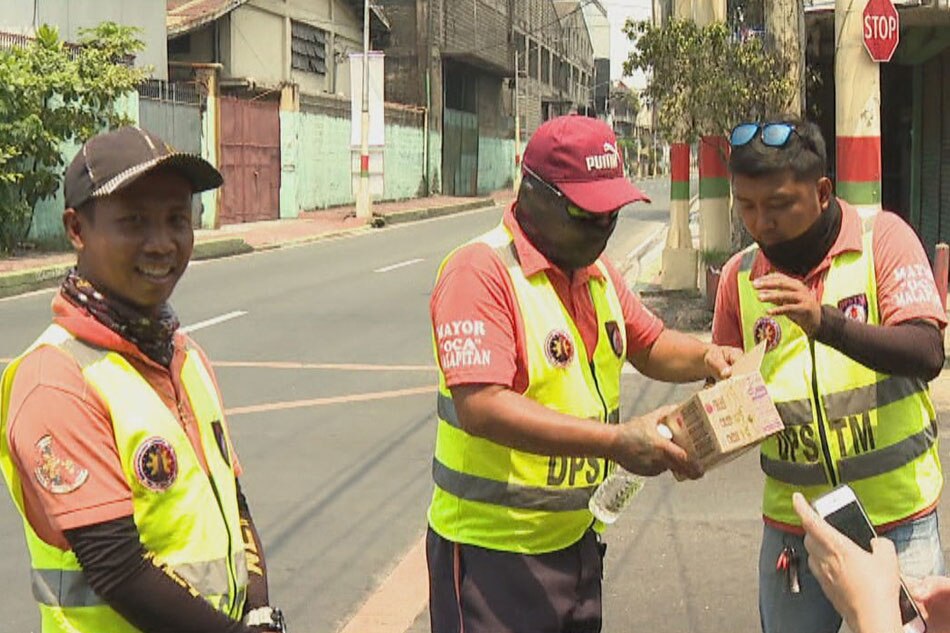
left=623, top=18, right=793, bottom=145
left=0, top=22, right=148, bottom=252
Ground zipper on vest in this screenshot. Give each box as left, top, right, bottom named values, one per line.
left=206, top=474, right=238, bottom=614
left=809, top=339, right=838, bottom=486
left=589, top=361, right=609, bottom=422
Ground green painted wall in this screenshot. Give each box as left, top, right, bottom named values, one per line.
left=200, top=96, right=219, bottom=229
left=477, top=135, right=517, bottom=195
left=28, top=92, right=140, bottom=244
left=291, top=109, right=439, bottom=213
left=295, top=111, right=353, bottom=210
left=279, top=109, right=300, bottom=219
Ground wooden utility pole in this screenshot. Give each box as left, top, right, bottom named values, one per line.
left=766, top=0, right=806, bottom=115
left=835, top=0, right=882, bottom=213
left=660, top=0, right=698, bottom=290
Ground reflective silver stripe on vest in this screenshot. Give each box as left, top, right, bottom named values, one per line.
left=739, top=248, right=758, bottom=272
left=32, top=556, right=240, bottom=609
left=822, top=376, right=928, bottom=422
left=174, top=558, right=232, bottom=597
left=494, top=241, right=520, bottom=269
left=838, top=421, right=938, bottom=482
left=438, top=392, right=619, bottom=428
left=760, top=454, right=829, bottom=486
left=60, top=337, right=109, bottom=369
left=32, top=568, right=102, bottom=608
left=433, top=458, right=594, bottom=512
left=774, top=399, right=813, bottom=426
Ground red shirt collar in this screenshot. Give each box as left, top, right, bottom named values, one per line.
left=751, top=198, right=864, bottom=282
left=51, top=292, right=188, bottom=368
left=502, top=202, right=605, bottom=283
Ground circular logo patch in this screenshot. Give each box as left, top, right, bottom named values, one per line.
left=753, top=316, right=783, bottom=353
left=134, top=437, right=179, bottom=491
left=605, top=321, right=624, bottom=358
left=545, top=330, right=575, bottom=368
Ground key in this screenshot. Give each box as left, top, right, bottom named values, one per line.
left=786, top=546, right=801, bottom=594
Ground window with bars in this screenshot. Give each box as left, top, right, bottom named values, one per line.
left=291, top=20, right=327, bottom=75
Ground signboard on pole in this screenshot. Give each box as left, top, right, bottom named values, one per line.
left=349, top=51, right=385, bottom=196
left=349, top=51, right=385, bottom=147
left=862, top=0, right=900, bottom=63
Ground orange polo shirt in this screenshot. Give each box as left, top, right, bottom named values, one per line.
left=714, top=200, right=948, bottom=348
left=431, top=203, right=664, bottom=392
left=4, top=294, right=242, bottom=550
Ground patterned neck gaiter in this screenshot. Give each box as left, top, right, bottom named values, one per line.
left=61, top=269, right=180, bottom=368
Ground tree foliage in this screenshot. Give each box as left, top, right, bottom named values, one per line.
left=623, top=18, right=793, bottom=144
left=0, top=22, right=148, bottom=252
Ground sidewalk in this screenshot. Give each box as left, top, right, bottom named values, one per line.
left=0, top=190, right=515, bottom=298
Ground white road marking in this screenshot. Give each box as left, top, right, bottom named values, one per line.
left=181, top=310, right=247, bottom=333
left=0, top=286, right=57, bottom=304
left=374, top=258, right=424, bottom=273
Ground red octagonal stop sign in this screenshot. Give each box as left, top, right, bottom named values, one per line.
left=863, top=0, right=900, bottom=63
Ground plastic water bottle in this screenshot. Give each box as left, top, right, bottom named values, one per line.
left=588, top=423, right=673, bottom=524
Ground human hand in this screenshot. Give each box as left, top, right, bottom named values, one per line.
left=753, top=273, right=822, bottom=336
left=703, top=345, right=743, bottom=381
left=906, top=575, right=950, bottom=633
left=792, top=493, right=904, bottom=633
left=611, top=405, right=702, bottom=478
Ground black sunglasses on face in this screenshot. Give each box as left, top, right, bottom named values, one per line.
left=522, top=166, right=619, bottom=223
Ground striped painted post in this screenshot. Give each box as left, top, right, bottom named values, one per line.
left=835, top=0, right=882, bottom=213
left=661, top=142, right=698, bottom=290
left=669, top=142, right=692, bottom=247
left=698, top=135, right=731, bottom=253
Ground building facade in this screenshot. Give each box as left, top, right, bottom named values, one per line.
left=384, top=0, right=598, bottom=195
left=1, top=0, right=167, bottom=79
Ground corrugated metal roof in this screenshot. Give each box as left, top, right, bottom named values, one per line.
left=167, top=0, right=390, bottom=36
left=167, top=0, right=249, bottom=37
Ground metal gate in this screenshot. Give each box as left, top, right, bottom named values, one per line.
left=219, top=96, right=280, bottom=224
left=138, top=80, right=204, bottom=225
left=443, top=108, right=479, bottom=196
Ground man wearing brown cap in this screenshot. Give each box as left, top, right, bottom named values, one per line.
left=425, top=114, right=741, bottom=633
left=0, top=127, right=286, bottom=632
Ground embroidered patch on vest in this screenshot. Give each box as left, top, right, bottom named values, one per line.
left=753, top=317, right=782, bottom=352
left=838, top=293, right=869, bottom=323
left=544, top=330, right=575, bottom=368
left=134, top=437, right=179, bottom=491
left=605, top=321, right=624, bottom=357
left=33, top=435, right=89, bottom=494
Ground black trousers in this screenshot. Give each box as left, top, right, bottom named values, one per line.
left=426, top=527, right=605, bottom=633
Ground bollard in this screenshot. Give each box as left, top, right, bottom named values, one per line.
left=934, top=243, right=949, bottom=311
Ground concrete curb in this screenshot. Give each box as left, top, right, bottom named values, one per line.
left=0, top=197, right=501, bottom=299
left=191, top=237, right=254, bottom=261
left=378, top=198, right=495, bottom=226
left=0, top=263, right=73, bottom=299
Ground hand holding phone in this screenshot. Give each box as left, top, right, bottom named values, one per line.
left=796, top=488, right=926, bottom=633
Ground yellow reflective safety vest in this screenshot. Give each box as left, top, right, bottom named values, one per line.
left=0, top=323, right=248, bottom=633
left=428, top=223, right=627, bottom=554
left=737, top=230, right=942, bottom=527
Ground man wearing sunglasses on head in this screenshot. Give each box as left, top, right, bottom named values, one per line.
left=425, top=114, right=742, bottom=633
left=713, top=118, right=947, bottom=633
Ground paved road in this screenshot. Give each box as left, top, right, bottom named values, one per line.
left=5, top=181, right=947, bottom=633
left=0, top=190, right=668, bottom=632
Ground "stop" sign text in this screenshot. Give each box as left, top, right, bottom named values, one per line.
left=862, top=0, right=900, bottom=63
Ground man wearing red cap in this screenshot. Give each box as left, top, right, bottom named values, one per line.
left=425, top=115, right=740, bottom=633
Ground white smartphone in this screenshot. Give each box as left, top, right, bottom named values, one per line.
left=812, top=485, right=927, bottom=633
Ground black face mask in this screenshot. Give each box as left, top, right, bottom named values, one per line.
left=515, top=186, right=618, bottom=271
left=759, top=197, right=842, bottom=277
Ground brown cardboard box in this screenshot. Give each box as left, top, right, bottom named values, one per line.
left=668, top=343, right=785, bottom=473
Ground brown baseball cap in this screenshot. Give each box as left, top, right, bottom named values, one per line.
left=64, top=126, right=223, bottom=209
